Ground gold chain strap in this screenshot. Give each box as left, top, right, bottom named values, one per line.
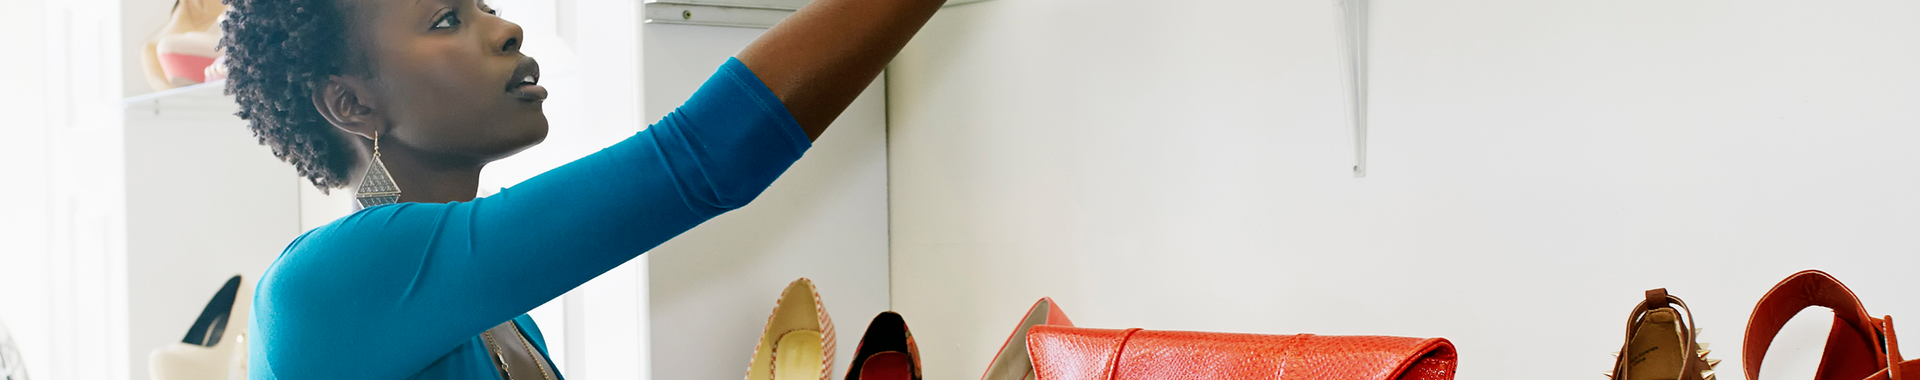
left=481, top=330, right=513, bottom=378
left=510, top=326, right=556, bottom=380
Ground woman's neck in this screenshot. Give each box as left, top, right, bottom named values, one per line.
left=376, top=148, right=485, bottom=204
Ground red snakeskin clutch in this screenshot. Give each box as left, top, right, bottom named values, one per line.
left=1027, top=326, right=1456, bottom=380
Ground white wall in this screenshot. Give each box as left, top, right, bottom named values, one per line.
left=887, top=0, right=1920, bottom=379
left=478, top=0, right=649, bottom=378
left=0, top=0, right=135, bottom=378
left=123, top=87, right=304, bottom=380
left=642, top=23, right=893, bottom=380
left=0, top=0, right=56, bottom=377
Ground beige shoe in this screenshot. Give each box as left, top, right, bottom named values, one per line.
left=1608, top=289, right=1720, bottom=380
left=980, top=297, right=1072, bottom=380
left=150, top=275, right=250, bottom=380
left=747, top=278, right=836, bottom=380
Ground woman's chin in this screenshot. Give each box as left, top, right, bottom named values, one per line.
left=480, top=120, right=550, bottom=162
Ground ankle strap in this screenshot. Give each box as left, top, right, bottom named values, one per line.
left=1743, top=270, right=1885, bottom=380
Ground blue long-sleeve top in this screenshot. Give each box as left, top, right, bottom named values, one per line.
left=248, top=58, right=811, bottom=380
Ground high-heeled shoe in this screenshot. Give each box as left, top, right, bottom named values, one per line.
left=1607, top=288, right=1720, bottom=380
left=748, top=278, right=836, bottom=380
left=150, top=275, right=250, bottom=380
left=980, top=297, right=1073, bottom=380
left=846, top=312, right=920, bottom=380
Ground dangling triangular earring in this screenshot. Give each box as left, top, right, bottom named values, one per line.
left=355, top=131, right=402, bottom=207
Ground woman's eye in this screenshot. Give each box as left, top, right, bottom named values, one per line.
left=432, top=12, right=460, bottom=29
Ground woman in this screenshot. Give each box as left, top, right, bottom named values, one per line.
left=219, top=0, right=944, bottom=377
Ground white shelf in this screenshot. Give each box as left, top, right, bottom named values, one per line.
left=643, top=0, right=995, bottom=29
left=123, top=80, right=237, bottom=119
left=644, top=2, right=797, bottom=29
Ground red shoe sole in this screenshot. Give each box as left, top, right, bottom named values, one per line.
left=857, top=351, right=913, bottom=380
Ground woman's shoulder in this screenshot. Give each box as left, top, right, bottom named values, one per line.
left=257, top=203, right=458, bottom=306
left=275, top=204, right=428, bottom=262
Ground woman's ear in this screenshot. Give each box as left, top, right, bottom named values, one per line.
left=311, top=76, right=386, bottom=140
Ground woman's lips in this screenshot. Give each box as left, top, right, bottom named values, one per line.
left=507, top=56, right=546, bottom=101
left=510, top=82, right=548, bottom=101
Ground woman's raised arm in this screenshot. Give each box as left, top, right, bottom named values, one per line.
left=737, top=0, right=947, bottom=141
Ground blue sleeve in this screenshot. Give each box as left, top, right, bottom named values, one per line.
left=250, top=57, right=810, bottom=379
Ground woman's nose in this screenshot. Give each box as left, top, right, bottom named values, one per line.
left=494, top=20, right=525, bottom=55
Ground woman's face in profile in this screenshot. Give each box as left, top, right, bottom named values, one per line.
left=348, top=0, right=550, bottom=163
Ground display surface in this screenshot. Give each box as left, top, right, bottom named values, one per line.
left=645, top=0, right=995, bottom=28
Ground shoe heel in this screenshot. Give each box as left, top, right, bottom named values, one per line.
left=980, top=298, right=1072, bottom=380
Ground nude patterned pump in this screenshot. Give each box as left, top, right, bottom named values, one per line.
left=1608, top=289, right=1720, bottom=380
left=748, top=278, right=837, bottom=380
left=980, top=297, right=1073, bottom=380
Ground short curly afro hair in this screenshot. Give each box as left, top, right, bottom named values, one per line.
left=220, top=0, right=364, bottom=191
